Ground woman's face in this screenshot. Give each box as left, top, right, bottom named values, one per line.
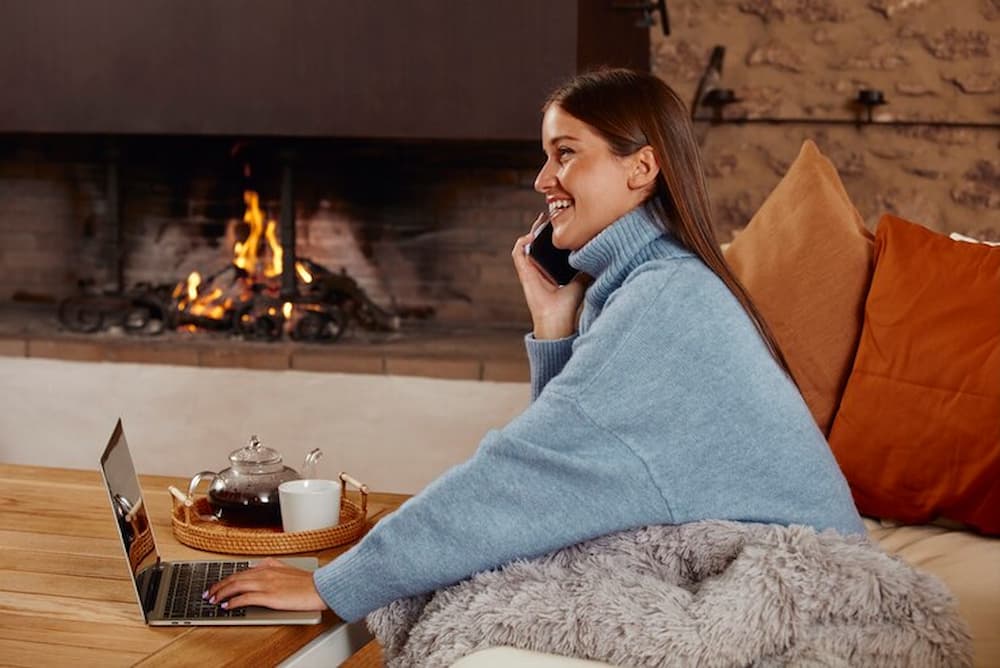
left=534, top=105, right=651, bottom=250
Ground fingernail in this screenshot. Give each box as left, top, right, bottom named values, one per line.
left=220, top=601, right=228, bottom=609
left=209, top=596, right=216, bottom=604
left=201, top=590, right=208, bottom=600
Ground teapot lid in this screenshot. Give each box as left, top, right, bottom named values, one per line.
left=229, top=435, right=282, bottom=466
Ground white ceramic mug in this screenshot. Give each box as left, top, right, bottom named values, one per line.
left=278, top=479, right=341, bottom=533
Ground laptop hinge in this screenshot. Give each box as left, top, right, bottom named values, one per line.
left=137, top=560, right=165, bottom=619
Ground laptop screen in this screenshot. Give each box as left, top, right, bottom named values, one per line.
left=99, top=419, right=161, bottom=617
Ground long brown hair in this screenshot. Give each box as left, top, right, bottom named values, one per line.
left=545, top=68, right=794, bottom=378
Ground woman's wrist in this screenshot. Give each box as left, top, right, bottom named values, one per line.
left=532, top=317, right=576, bottom=340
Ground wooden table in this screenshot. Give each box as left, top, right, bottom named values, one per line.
left=0, top=463, right=408, bottom=667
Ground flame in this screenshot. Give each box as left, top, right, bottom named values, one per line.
left=233, top=190, right=283, bottom=280
left=186, top=272, right=202, bottom=302
left=264, top=220, right=282, bottom=278
left=173, top=190, right=296, bottom=332
left=176, top=271, right=226, bottom=319
left=295, top=262, right=313, bottom=284
left=234, top=191, right=264, bottom=273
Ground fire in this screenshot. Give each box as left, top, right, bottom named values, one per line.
left=234, top=190, right=282, bottom=279
left=175, top=270, right=227, bottom=320
left=296, top=263, right=313, bottom=284
left=186, top=272, right=201, bottom=301
left=174, top=189, right=316, bottom=330
left=265, top=220, right=282, bottom=278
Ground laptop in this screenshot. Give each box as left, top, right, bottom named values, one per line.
left=99, top=419, right=322, bottom=626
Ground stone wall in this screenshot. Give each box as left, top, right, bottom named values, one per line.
left=652, top=0, right=999, bottom=240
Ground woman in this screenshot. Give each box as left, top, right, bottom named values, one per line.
left=207, top=68, right=863, bottom=620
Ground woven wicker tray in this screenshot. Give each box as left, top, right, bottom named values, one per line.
left=170, top=472, right=369, bottom=555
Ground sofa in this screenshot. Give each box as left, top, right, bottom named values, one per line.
left=451, top=141, right=1000, bottom=667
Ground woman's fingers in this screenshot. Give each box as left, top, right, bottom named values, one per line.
left=529, top=211, right=548, bottom=235
left=205, top=568, right=264, bottom=604
left=512, top=212, right=548, bottom=263
left=220, top=592, right=272, bottom=611
left=204, top=559, right=327, bottom=612
left=512, top=234, right=550, bottom=287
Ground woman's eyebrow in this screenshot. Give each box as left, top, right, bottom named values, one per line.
left=547, top=135, right=579, bottom=146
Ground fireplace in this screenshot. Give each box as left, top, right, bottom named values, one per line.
left=0, top=1, right=649, bottom=374
left=2, top=135, right=545, bottom=332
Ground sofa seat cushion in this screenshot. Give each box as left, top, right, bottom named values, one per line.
left=865, top=518, right=1000, bottom=667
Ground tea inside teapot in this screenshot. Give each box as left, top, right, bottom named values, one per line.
left=190, top=436, right=322, bottom=527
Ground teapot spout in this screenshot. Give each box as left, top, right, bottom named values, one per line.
left=302, top=448, right=323, bottom=479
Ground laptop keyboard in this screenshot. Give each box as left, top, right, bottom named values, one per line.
left=164, top=561, right=250, bottom=619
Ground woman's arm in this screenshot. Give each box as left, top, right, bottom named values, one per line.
left=314, top=388, right=671, bottom=622
left=525, top=333, right=577, bottom=401
left=208, top=265, right=680, bottom=621
left=311, top=268, right=690, bottom=622
left=512, top=221, right=588, bottom=400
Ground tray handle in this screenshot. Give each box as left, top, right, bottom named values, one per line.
left=168, top=485, right=194, bottom=525
left=339, top=472, right=369, bottom=517
left=168, top=484, right=218, bottom=525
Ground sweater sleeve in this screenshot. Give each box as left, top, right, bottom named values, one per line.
left=524, top=332, right=576, bottom=401
left=313, top=274, right=677, bottom=623
left=314, top=391, right=670, bottom=622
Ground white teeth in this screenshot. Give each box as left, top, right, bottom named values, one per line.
left=547, top=200, right=573, bottom=216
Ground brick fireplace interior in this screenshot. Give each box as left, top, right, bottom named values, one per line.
left=0, top=135, right=556, bottom=380
left=1, top=135, right=541, bottom=328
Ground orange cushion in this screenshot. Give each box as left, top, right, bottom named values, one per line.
left=724, top=140, right=874, bottom=435
left=829, top=214, right=1000, bottom=535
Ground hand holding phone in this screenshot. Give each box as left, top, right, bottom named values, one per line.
left=525, top=213, right=579, bottom=286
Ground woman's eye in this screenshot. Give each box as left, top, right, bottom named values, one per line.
left=557, top=147, right=574, bottom=162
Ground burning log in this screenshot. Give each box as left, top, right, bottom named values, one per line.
left=297, top=259, right=400, bottom=333
left=58, top=264, right=396, bottom=343
left=57, top=189, right=416, bottom=342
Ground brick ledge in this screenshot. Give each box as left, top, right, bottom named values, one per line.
left=0, top=332, right=529, bottom=382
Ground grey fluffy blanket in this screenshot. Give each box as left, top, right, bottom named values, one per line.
left=367, top=521, right=971, bottom=667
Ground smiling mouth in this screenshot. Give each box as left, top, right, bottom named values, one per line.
left=548, top=199, right=573, bottom=219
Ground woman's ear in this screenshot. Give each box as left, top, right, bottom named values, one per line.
left=628, top=146, right=660, bottom=191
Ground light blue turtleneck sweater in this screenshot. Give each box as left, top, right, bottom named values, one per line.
left=315, top=202, right=863, bottom=622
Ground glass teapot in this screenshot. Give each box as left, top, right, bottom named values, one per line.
left=187, top=435, right=322, bottom=527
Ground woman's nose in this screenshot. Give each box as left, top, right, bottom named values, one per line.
left=534, top=161, right=556, bottom=194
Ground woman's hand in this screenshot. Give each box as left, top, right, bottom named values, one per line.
left=512, top=214, right=588, bottom=340
left=204, top=558, right=329, bottom=612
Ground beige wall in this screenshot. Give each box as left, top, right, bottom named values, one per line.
left=652, top=0, right=998, bottom=240
left=0, top=357, right=529, bottom=495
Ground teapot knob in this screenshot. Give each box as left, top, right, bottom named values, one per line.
left=302, top=449, right=323, bottom=479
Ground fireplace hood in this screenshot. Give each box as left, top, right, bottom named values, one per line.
left=0, top=0, right=648, bottom=140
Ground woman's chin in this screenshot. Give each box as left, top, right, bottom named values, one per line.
left=551, top=232, right=574, bottom=251
left=550, top=218, right=575, bottom=250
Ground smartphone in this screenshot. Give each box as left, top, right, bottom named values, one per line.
left=527, top=220, right=579, bottom=286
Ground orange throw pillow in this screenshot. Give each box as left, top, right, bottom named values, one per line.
left=724, top=140, right=874, bottom=435
left=829, top=214, right=1000, bottom=534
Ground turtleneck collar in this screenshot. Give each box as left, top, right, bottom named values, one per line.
left=568, top=200, right=691, bottom=309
